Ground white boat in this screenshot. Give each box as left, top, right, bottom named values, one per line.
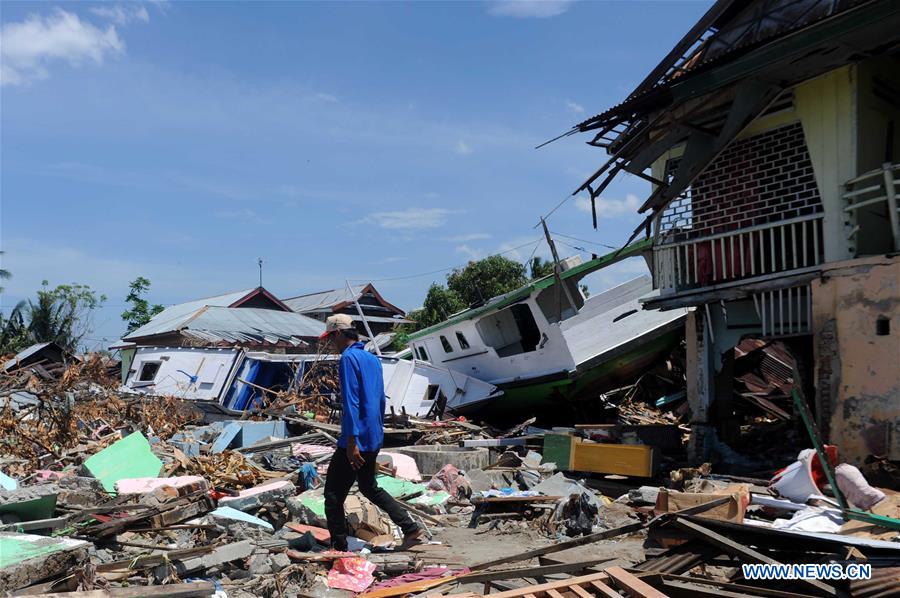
left=405, top=239, right=688, bottom=419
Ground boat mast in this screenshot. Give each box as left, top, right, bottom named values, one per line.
left=540, top=218, right=578, bottom=321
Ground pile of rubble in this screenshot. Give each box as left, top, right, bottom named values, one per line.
left=1, top=353, right=898, bottom=597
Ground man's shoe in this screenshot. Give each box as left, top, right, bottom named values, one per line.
left=401, top=527, right=425, bottom=546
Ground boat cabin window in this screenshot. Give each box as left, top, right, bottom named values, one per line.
left=416, top=346, right=429, bottom=361
left=440, top=335, right=454, bottom=353
left=475, top=303, right=541, bottom=358
left=138, top=361, right=161, bottom=382
left=455, top=331, right=470, bottom=350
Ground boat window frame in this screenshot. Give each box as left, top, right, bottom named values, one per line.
left=455, top=331, right=471, bottom=350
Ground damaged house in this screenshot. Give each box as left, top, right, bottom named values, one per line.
left=282, top=283, right=410, bottom=338
left=562, top=0, right=900, bottom=464
left=115, top=286, right=498, bottom=417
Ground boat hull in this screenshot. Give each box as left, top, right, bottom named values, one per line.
left=450, top=327, right=683, bottom=424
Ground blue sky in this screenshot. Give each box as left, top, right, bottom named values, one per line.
left=1, top=0, right=710, bottom=347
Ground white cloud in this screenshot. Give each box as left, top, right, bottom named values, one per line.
left=1, top=9, right=124, bottom=86
left=565, top=100, right=584, bottom=114
left=368, top=207, right=452, bottom=230
left=488, top=0, right=574, bottom=19
left=89, top=4, right=150, bottom=25
left=454, top=140, right=473, bottom=155
left=455, top=245, right=484, bottom=260
left=444, top=233, right=492, bottom=243
left=315, top=92, right=339, bottom=103
left=574, top=193, right=641, bottom=218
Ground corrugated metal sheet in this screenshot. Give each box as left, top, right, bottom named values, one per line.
left=282, top=285, right=367, bottom=313
left=179, top=307, right=324, bottom=346
left=2, top=342, right=55, bottom=371
left=123, top=288, right=256, bottom=341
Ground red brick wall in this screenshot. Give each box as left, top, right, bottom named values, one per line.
left=679, top=122, right=823, bottom=241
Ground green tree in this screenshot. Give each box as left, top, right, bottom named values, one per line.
left=121, top=276, right=165, bottom=333
left=529, top=256, right=555, bottom=280
left=26, top=281, right=106, bottom=352
left=0, top=301, right=29, bottom=355
left=446, top=255, right=527, bottom=306
left=0, top=251, right=10, bottom=294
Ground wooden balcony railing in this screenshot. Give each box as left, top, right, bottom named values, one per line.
left=843, top=162, right=900, bottom=253
left=654, top=213, right=825, bottom=295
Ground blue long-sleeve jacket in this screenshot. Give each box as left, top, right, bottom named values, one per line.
left=338, top=342, right=385, bottom=452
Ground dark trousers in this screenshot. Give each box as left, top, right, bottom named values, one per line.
left=324, top=447, right=417, bottom=549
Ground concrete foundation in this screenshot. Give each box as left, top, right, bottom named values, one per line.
left=393, top=445, right=490, bottom=476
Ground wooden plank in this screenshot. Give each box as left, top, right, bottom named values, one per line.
left=30, top=582, right=216, bottom=597
left=589, top=580, right=623, bottom=598
left=471, top=522, right=646, bottom=571
left=486, top=573, right=612, bottom=598
left=452, top=559, right=616, bottom=585
left=546, top=589, right=565, bottom=598
left=672, top=517, right=836, bottom=596
left=569, top=584, right=595, bottom=598
left=604, top=567, right=667, bottom=598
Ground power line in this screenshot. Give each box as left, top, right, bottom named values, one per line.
left=351, top=238, right=543, bottom=283
left=549, top=231, right=619, bottom=250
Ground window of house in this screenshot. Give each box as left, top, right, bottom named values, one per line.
left=138, top=361, right=161, bottom=382
left=416, top=346, right=429, bottom=361
left=456, top=331, right=470, bottom=349
left=440, top=335, right=454, bottom=353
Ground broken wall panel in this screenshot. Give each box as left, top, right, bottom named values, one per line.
left=812, top=255, right=900, bottom=464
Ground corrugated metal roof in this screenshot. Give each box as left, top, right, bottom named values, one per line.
left=2, top=342, right=55, bottom=371
left=178, top=307, right=325, bottom=347
left=282, top=285, right=367, bottom=313
left=123, top=288, right=257, bottom=341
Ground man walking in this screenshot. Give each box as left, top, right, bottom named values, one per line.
left=320, top=314, right=423, bottom=551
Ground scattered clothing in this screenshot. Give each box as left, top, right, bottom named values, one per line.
left=326, top=556, right=377, bottom=592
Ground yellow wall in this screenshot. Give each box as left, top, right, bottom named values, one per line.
left=812, top=255, right=900, bottom=464
left=794, top=66, right=857, bottom=263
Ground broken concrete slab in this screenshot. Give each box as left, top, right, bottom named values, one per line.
left=56, top=476, right=107, bottom=509
left=152, top=539, right=254, bottom=582
left=0, top=532, right=89, bottom=591
left=218, top=479, right=295, bottom=511
left=379, top=451, right=422, bottom=482
left=115, top=475, right=208, bottom=495
left=0, top=484, right=59, bottom=523
left=393, top=445, right=489, bottom=476
left=375, top=474, right=426, bottom=500
left=287, top=488, right=327, bottom=527
left=83, top=432, right=163, bottom=493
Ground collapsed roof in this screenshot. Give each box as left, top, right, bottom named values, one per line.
left=555, top=0, right=900, bottom=241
